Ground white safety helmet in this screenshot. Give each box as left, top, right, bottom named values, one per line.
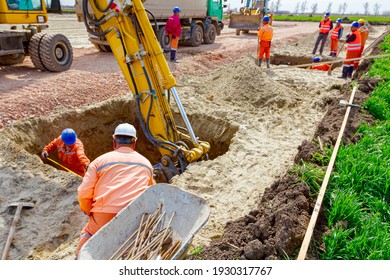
left=113, top=123, right=137, bottom=138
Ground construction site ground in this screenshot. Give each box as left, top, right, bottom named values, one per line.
left=0, top=14, right=387, bottom=260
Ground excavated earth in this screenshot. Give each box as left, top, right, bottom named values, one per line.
left=0, top=15, right=386, bottom=260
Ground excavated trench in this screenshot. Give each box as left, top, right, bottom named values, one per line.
left=7, top=97, right=237, bottom=172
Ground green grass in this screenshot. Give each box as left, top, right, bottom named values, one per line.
left=273, top=14, right=390, bottom=23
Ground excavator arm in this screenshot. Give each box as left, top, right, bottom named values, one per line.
left=82, top=0, right=210, bottom=182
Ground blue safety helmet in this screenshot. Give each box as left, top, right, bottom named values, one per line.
left=325, top=12, right=330, bottom=16
left=173, top=6, right=181, bottom=13
left=262, top=16, right=270, bottom=22
left=61, top=128, right=77, bottom=145
left=351, top=21, right=360, bottom=27
left=336, top=18, right=342, bottom=23
left=313, top=57, right=321, bottom=63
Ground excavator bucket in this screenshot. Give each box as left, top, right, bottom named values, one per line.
left=229, top=14, right=262, bottom=33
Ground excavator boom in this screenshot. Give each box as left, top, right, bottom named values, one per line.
left=82, top=0, right=210, bottom=182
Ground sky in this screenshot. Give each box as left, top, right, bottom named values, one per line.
left=61, top=1, right=390, bottom=14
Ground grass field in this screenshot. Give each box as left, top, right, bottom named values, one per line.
left=273, top=14, right=390, bottom=23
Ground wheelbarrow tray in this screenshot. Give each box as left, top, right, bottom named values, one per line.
left=78, top=183, right=210, bottom=260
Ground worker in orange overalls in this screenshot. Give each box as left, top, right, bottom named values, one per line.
left=257, top=15, right=273, bottom=68
left=358, top=18, right=369, bottom=56
left=330, top=18, right=344, bottom=57
left=76, top=123, right=154, bottom=257
left=312, top=12, right=333, bottom=56
left=339, top=21, right=362, bottom=79
left=165, top=6, right=182, bottom=63
left=308, top=57, right=331, bottom=71
left=41, top=128, right=90, bottom=177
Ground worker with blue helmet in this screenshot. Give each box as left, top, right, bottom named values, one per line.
left=338, top=21, right=362, bottom=79
left=312, top=12, right=333, bottom=55
left=313, top=57, right=321, bottom=62
left=257, top=13, right=273, bottom=68
left=330, top=18, right=344, bottom=56
left=41, top=128, right=90, bottom=176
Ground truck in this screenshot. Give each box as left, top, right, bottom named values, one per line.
left=75, top=0, right=227, bottom=52
left=0, top=0, right=73, bottom=71
left=229, top=0, right=270, bottom=35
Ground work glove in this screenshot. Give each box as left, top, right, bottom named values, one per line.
left=41, top=150, right=48, bottom=159
left=172, top=35, right=176, bottom=39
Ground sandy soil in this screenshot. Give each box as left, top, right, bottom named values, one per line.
left=0, top=14, right=387, bottom=260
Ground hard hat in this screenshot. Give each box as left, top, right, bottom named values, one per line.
left=351, top=21, right=360, bottom=27
left=325, top=12, right=330, bottom=16
left=113, top=123, right=137, bottom=138
left=61, top=128, right=77, bottom=145
left=336, top=18, right=342, bottom=23
left=173, top=6, right=181, bottom=13
left=262, top=16, right=270, bottom=22
left=313, top=57, right=321, bottom=63
left=358, top=18, right=365, bottom=24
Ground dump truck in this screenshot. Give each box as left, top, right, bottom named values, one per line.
left=229, top=0, right=270, bottom=35
left=75, top=0, right=227, bottom=52
left=0, top=0, right=73, bottom=71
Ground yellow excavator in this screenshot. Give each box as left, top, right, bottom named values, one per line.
left=0, top=0, right=72, bottom=71
left=82, top=0, right=210, bottom=182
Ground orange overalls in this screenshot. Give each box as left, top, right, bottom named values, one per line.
left=257, top=23, right=273, bottom=60
left=330, top=25, right=343, bottom=56
left=359, top=26, right=369, bottom=56
left=76, top=146, right=154, bottom=256
left=43, top=137, right=90, bottom=176
left=311, top=63, right=331, bottom=71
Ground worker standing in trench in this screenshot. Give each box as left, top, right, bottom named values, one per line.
left=41, top=128, right=90, bottom=177
left=76, top=123, right=155, bottom=257
left=339, top=21, right=362, bottom=79
left=257, top=15, right=273, bottom=68
left=308, top=57, right=331, bottom=71
left=165, top=6, right=182, bottom=63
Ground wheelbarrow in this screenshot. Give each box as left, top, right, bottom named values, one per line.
left=77, top=183, right=210, bottom=260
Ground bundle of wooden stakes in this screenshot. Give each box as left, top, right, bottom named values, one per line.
left=109, top=204, right=181, bottom=260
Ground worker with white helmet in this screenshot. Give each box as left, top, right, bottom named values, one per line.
left=41, top=128, right=90, bottom=177
left=76, top=123, right=154, bottom=256
left=358, top=18, right=369, bottom=55
left=257, top=15, right=273, bottom=68
left=339, top=21, right=362, bottom=79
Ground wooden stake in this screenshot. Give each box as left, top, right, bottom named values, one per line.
left=297, top=86, right=358, bottom=260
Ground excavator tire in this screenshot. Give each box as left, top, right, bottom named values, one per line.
left=93, top=43, right=112, bottom=52
left=190, top=24, right=203, bottom=47
left=28, top=32, right=48, bottom=71
left=39, top=33, right=73, bottom=72
left=157, top=27, right=170, bottom=52
left=203, top=24, right=217, bottom=44
left=0, top=54, right=25, bottom=65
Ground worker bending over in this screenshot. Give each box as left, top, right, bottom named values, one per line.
left=76, top=123, right=154, bottom=257
left=358, top=19, right=369, bottom=56
left=339, top=21, right=362, bottom=79
left=308, top=57, right=331, bottom=71
left=165, top=6, right=182, bottom=63
left=312, top=12, right=333, bottom=56
left=330, top=18, right=343, bottom=57
left=257, top=16, right=273, bottom=68
left=41, top=128, right=90, bottom=177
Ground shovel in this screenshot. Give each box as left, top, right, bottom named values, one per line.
left=328, top=41, right=346, bottom=76
left=1, top=202, right=35, bottom=260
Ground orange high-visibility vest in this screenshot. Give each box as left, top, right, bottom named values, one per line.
left=319, top=19, right=332, bottom=34
left=257, top=23, right=273, bottom=41
left=331, top=25, right=343, bottom=39
left=346, top=30, right=362, bottom=52
left=359, top=26, right=369, bottom=46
